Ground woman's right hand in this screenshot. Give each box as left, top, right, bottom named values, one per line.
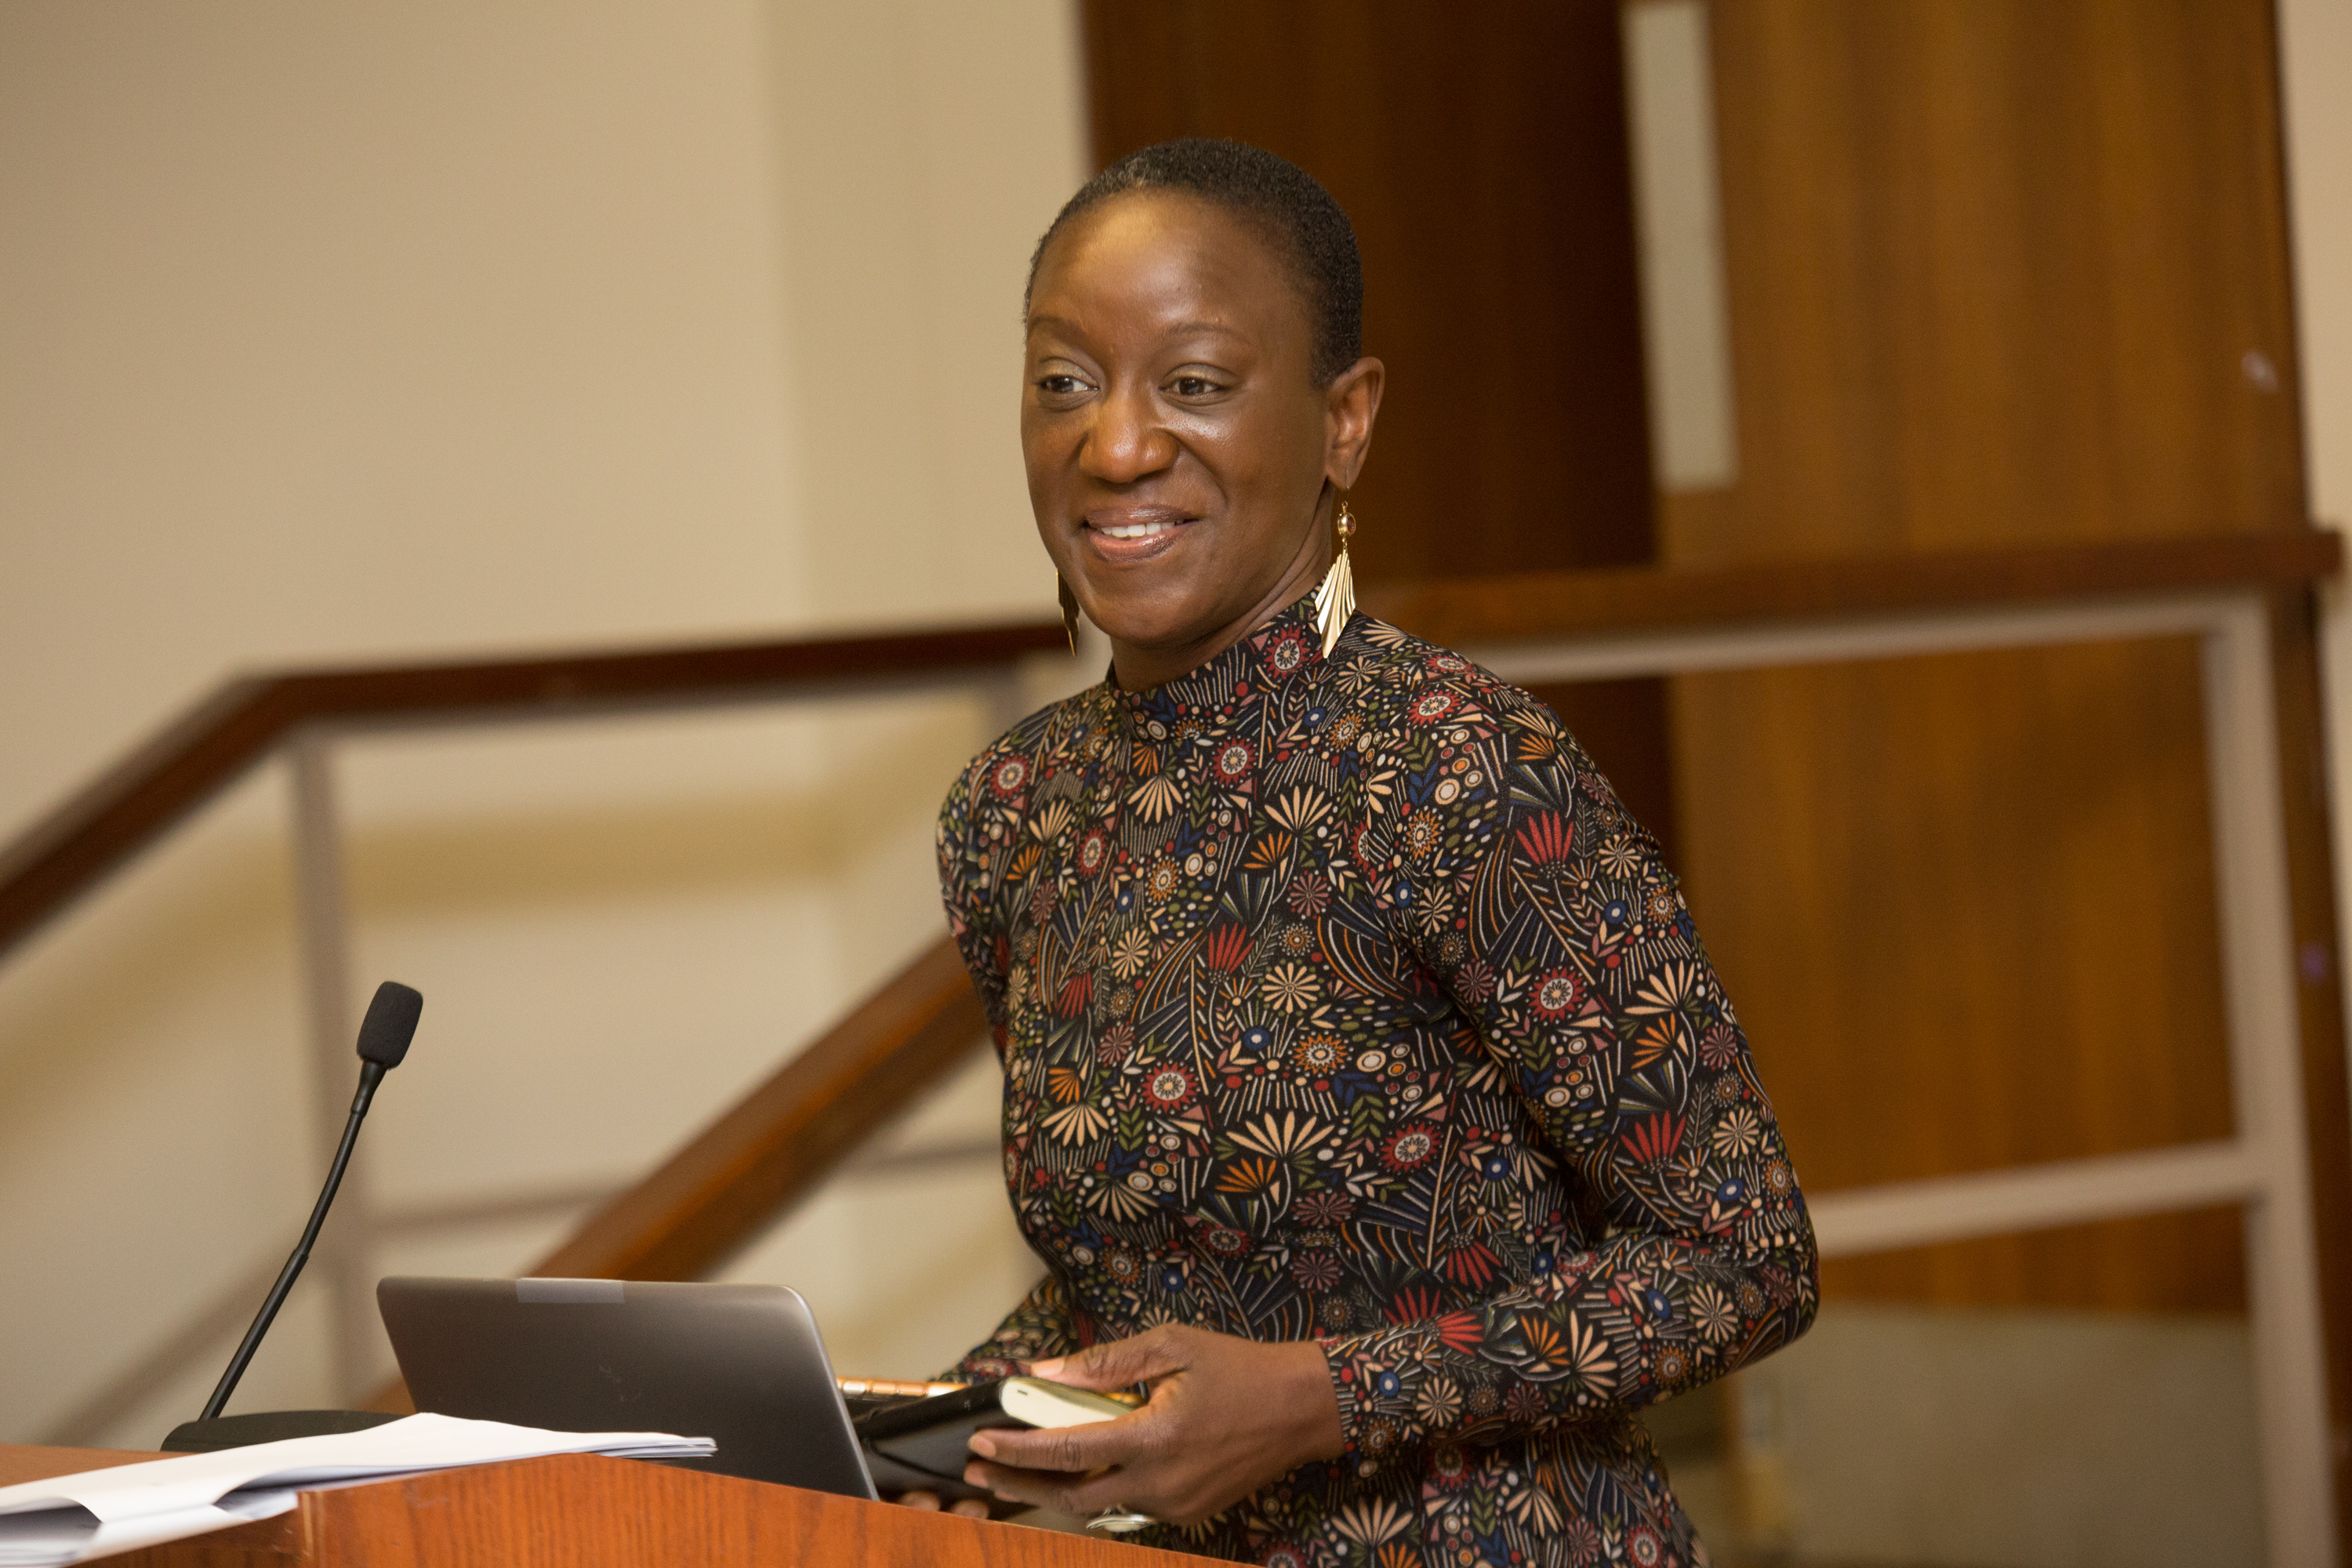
left=891, top=1490, right=993, bottom=1519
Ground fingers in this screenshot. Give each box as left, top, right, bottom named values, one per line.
left=1031, top=1323, right=1195, bottom=1392
left=969, top=1413, right=1138, bottom=1475
left=964, top=1401, right=1173, bottom=1519
left=891, top=1489, right=993, bottom=1521
left=962, top=1457, right=1133, bottom=1519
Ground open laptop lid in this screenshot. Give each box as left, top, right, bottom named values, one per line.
left=377, top=1276, right=876, bottom=1500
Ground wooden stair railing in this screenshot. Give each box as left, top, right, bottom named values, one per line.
left=20, top=529, right=2324, bottom=969
left=0, top=620, right=1071, bottom=963
left=1359, top=527, right=2342, bottom=647
left=9, top=531, right=2330, bottom=985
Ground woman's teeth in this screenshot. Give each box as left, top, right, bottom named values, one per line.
left=1098, top=519, right=1176, bottom=539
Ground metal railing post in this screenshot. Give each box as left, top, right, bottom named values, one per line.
left=2203, top=604, right=2339, bottom=1566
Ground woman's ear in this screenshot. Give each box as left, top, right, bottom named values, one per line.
left=1323, top=357, right=1385, bottom=491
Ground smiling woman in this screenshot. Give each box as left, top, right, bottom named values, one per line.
left=916, top=140, right=1817, bottom=1566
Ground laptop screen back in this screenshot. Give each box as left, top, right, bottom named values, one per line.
left=377, top=1276, right=876, bottom=1501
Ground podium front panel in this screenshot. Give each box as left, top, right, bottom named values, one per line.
left=0, top=1448, right=1206, bottom=1568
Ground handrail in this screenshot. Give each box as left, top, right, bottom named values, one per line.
left=1359, top=528, right=2341, bottom=648
left=12, top=533, right=2328, bottom=969
left=0, top=621, right=1069, bottom=962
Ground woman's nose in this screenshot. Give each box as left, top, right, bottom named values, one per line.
left=1080, top=387, right=1178, bottom=483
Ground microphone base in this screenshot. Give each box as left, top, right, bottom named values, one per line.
left=163, top=1410, right=401, bottom=1453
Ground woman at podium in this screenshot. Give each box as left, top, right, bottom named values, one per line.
left=924, top=139, right=1817, bottom=1565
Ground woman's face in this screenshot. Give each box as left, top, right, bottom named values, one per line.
left=1022, top=191, right=1381, bottom=690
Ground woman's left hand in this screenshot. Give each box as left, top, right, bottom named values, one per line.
left=960, top=1324, right=1345, bottom=1527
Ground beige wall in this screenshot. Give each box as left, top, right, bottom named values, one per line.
left=0, top=0, right=1084, bottom=1445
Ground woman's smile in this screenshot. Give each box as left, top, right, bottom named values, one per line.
left=1083, top=505, right=1196, bottom=560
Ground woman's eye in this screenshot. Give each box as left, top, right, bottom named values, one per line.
left=1168, top=376, right=1222, bottom=397
left=1036, top=374, right=1091, bottom=396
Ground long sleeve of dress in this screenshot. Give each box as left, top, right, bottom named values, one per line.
left=1316, top=688, right=1817, bottom=1463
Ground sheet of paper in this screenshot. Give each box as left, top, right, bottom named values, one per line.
left=0, top=1414, right=713, bottom=1567
left=0, top=1489, right=295, bottom=1568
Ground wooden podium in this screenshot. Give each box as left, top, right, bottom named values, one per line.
left=0, top=1445, right=1203, bottom=1566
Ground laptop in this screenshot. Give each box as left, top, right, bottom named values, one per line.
left=377, top=1276, right=877, bottom=1500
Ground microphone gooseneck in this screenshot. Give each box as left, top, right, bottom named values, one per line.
left=194, top=982, right=422, bottom=1425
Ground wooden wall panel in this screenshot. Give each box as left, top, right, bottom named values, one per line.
left=1081, top=0, right=1659, bottom=583
left=1668, top=0, right=2306, bottom=1317
left=1668, top=0, right=2303, bottom=564
left=1822, top=1207, right=2249, bottom=1314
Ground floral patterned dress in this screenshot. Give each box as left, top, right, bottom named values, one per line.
left=935, top=593, right=1817, bottom=1566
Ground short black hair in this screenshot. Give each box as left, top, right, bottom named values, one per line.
left=1026, top=138, right=1364, bottom=386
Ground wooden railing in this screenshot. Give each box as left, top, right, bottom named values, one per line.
left=1363, top=528, right=2342, bottom=646
left=6, top=531, right=2341, bottom=1431
left=0, top=621, right=1071, bottom=962
left=29, top=532, right=2323, bottom=968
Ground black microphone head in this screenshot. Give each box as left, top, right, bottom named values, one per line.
left=356, top=982, right=423, bottom=1069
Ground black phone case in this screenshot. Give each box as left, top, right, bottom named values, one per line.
left=855, top=1379, right=1024, bottom=1501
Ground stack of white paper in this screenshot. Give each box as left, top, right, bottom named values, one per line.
left=0, top=1413, right=713, bottom=1567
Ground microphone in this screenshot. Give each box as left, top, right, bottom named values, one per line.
left=161, top=982, right=423, bottom=1453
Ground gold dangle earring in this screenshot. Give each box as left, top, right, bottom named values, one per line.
left=1057, top=574, right=1082, bottom=654
left=1313, top=498, right=1358, bottom=657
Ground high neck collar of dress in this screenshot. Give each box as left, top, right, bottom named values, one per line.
left=1105, top=591, right=1327, bottom=730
